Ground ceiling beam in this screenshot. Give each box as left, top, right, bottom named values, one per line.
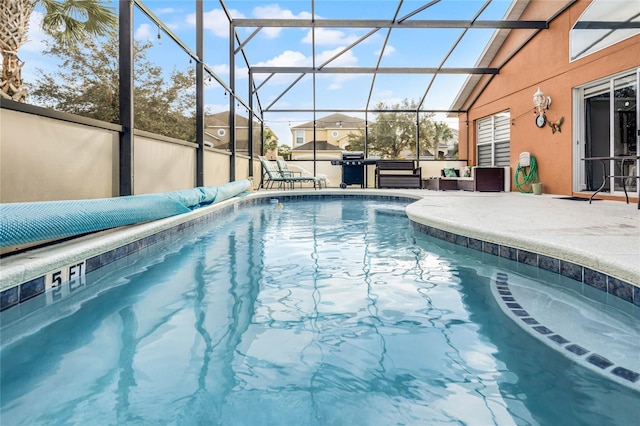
left=232, top=18, right=548, bottom=29
left=573, top=21, right=640, bottom=30
left=252, top=67, right=498, bottom=74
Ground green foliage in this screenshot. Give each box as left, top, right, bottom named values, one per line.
left=263, top=128, right=278, bottom=153
left=278, top=144, right=291, bottom=160
left=29, top=33, right=196, bottom=142
left=346, top=99, right=456, bottom=159
left=40, top=0, right=116, bottom=48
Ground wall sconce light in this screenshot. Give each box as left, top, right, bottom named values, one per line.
left=532, top=87, right=551, bottom=128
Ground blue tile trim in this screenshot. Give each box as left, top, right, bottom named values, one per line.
left=20, top=276, right=45, bottom=302
left=491, top=273, right=639, bottom=387
left=409, top=221, right=638, bottom=307
left=0, top=286, right=19, bottom=311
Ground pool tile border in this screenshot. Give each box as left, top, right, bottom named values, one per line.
left=491, top=273, right=640, bottom=388
left=409, top=221, right=639, bottom=308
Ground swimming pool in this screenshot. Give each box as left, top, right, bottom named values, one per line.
left=1, top=198, right=639, bottom=425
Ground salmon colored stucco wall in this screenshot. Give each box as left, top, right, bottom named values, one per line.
left=459, top=0, right=640, bottom=198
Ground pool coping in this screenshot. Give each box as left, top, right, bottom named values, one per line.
left=1, top=189, right=638, bottom=312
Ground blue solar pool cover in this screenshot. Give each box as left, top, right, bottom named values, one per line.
left=0, top=180, right=251, bottom=248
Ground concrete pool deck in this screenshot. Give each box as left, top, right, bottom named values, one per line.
left=401, top=189, right=640, bottom=288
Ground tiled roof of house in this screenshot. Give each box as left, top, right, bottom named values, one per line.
left=292, top=141, right=341, bottom=151
left=292, top=113, right=365, bottom=129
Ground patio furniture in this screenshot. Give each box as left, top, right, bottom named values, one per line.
left=422, top=178, right=459, bottom=190
left=434, top=166, right=505, bottom=192
left=259, top=156, right=323, bottom=190
left=375, top=160, right=422, bottom=189
left=582, top=155, right=640, bottom=208
left=276, top=156, right=328, bottom=188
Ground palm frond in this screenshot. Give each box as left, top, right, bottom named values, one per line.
left=40, top=0, right=116, bottom=47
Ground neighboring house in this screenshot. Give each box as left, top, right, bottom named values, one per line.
left=205, top=112, right=277, bottom=154
left=290, top=113, right=366, bottom=156
left=450, top=0, right=639, bottom=200
left=290, top=141, right=343, bottom=160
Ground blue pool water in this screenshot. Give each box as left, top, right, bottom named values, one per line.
left=1, top=198, right=639, bottom=425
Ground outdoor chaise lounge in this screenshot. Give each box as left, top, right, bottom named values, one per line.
left=259, top=156, right=324, bottom=190
left=276, top=156, right=328, bottom=189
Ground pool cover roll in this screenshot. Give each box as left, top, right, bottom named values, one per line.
left=0, top=179, right=251, bottom=248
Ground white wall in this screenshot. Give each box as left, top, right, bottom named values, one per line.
left=0, top=107, right=252, bottom=202
left=134, top=134, right=196, bottom=194
left=0, top=109, right=118, bottom=202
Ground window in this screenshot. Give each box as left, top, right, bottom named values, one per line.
left=217, top=129, right=226, bottom=137
left=331, top=130, right=339, bottom=138
left=295, top=130, right=305, bottom=146
left=476, top=111, right=510, bottom=167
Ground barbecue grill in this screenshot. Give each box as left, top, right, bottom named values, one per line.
left=331, top=152, right=377, bottom=188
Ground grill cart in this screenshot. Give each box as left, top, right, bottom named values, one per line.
left=331, top=152, right=377, bottom=188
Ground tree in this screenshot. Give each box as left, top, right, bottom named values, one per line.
left=29, top=33, right=197, bottom=142
left=346, top=99, right=455, bottom=159
left=278, top=144, right=291, bottom=160
left=1, top=0, right=116, bottom=102
left=263, top=128, right=278, bottom=154
left=432, top=121, right=456, bottom=159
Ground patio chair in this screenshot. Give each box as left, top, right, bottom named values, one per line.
left=259, top=156, right=323, bottom=190
left=276, top=156, right=329, bottom=189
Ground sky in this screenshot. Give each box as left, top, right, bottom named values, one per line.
left=18, top=0, right=516, bottom=146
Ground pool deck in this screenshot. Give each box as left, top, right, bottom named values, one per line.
left=401, top=189, right=640, bottom=287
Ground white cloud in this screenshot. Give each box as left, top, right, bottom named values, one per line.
left=316, top=47, right=358, bottom=67
left=250, top=47, right=358, bottom=89
left=22, top=11, right=47, bottom=52
left=211, top=64, right=229, bottom=75
left=252, top=5, right=313, bottom=38
left=187, top=8, right=245, bottom=37
left=255, top=50, right=309, bottom=67
left=302, top=28, right=360, bottom=46
left=253, top=4, right=313, bottom=20
left=135, top=23, right=154, bottom=41
left=326, top=74, right=359, bottom=91
left=376, top=45, right=396, bottom=56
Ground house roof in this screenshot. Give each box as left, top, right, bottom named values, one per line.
left=447, top=0, right=635, bottom=113
left=292, top=141, right=342, bottom=151
left=448, top=0, right=530, bottom=113
left=293, top=113, right=366, bottom=130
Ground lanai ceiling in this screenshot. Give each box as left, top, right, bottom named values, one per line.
left=134, top=0, right=639, bottom=126
left=218, top=0, right=577, bottom=115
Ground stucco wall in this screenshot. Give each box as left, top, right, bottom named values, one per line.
left=0, top=109, right=118, bottom=203
left=204, top=149, right=231, bottom=187
left=133, top=135, right=197, bottom=194
left=461, top=0, right=640, bottom=196
left=1, top=106, right=249, bottom=202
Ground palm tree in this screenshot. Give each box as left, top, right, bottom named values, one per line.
left=1, top=0, right=116, bottom=102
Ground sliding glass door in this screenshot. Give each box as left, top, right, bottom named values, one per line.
left=576, top=70, right=638, bottom=195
